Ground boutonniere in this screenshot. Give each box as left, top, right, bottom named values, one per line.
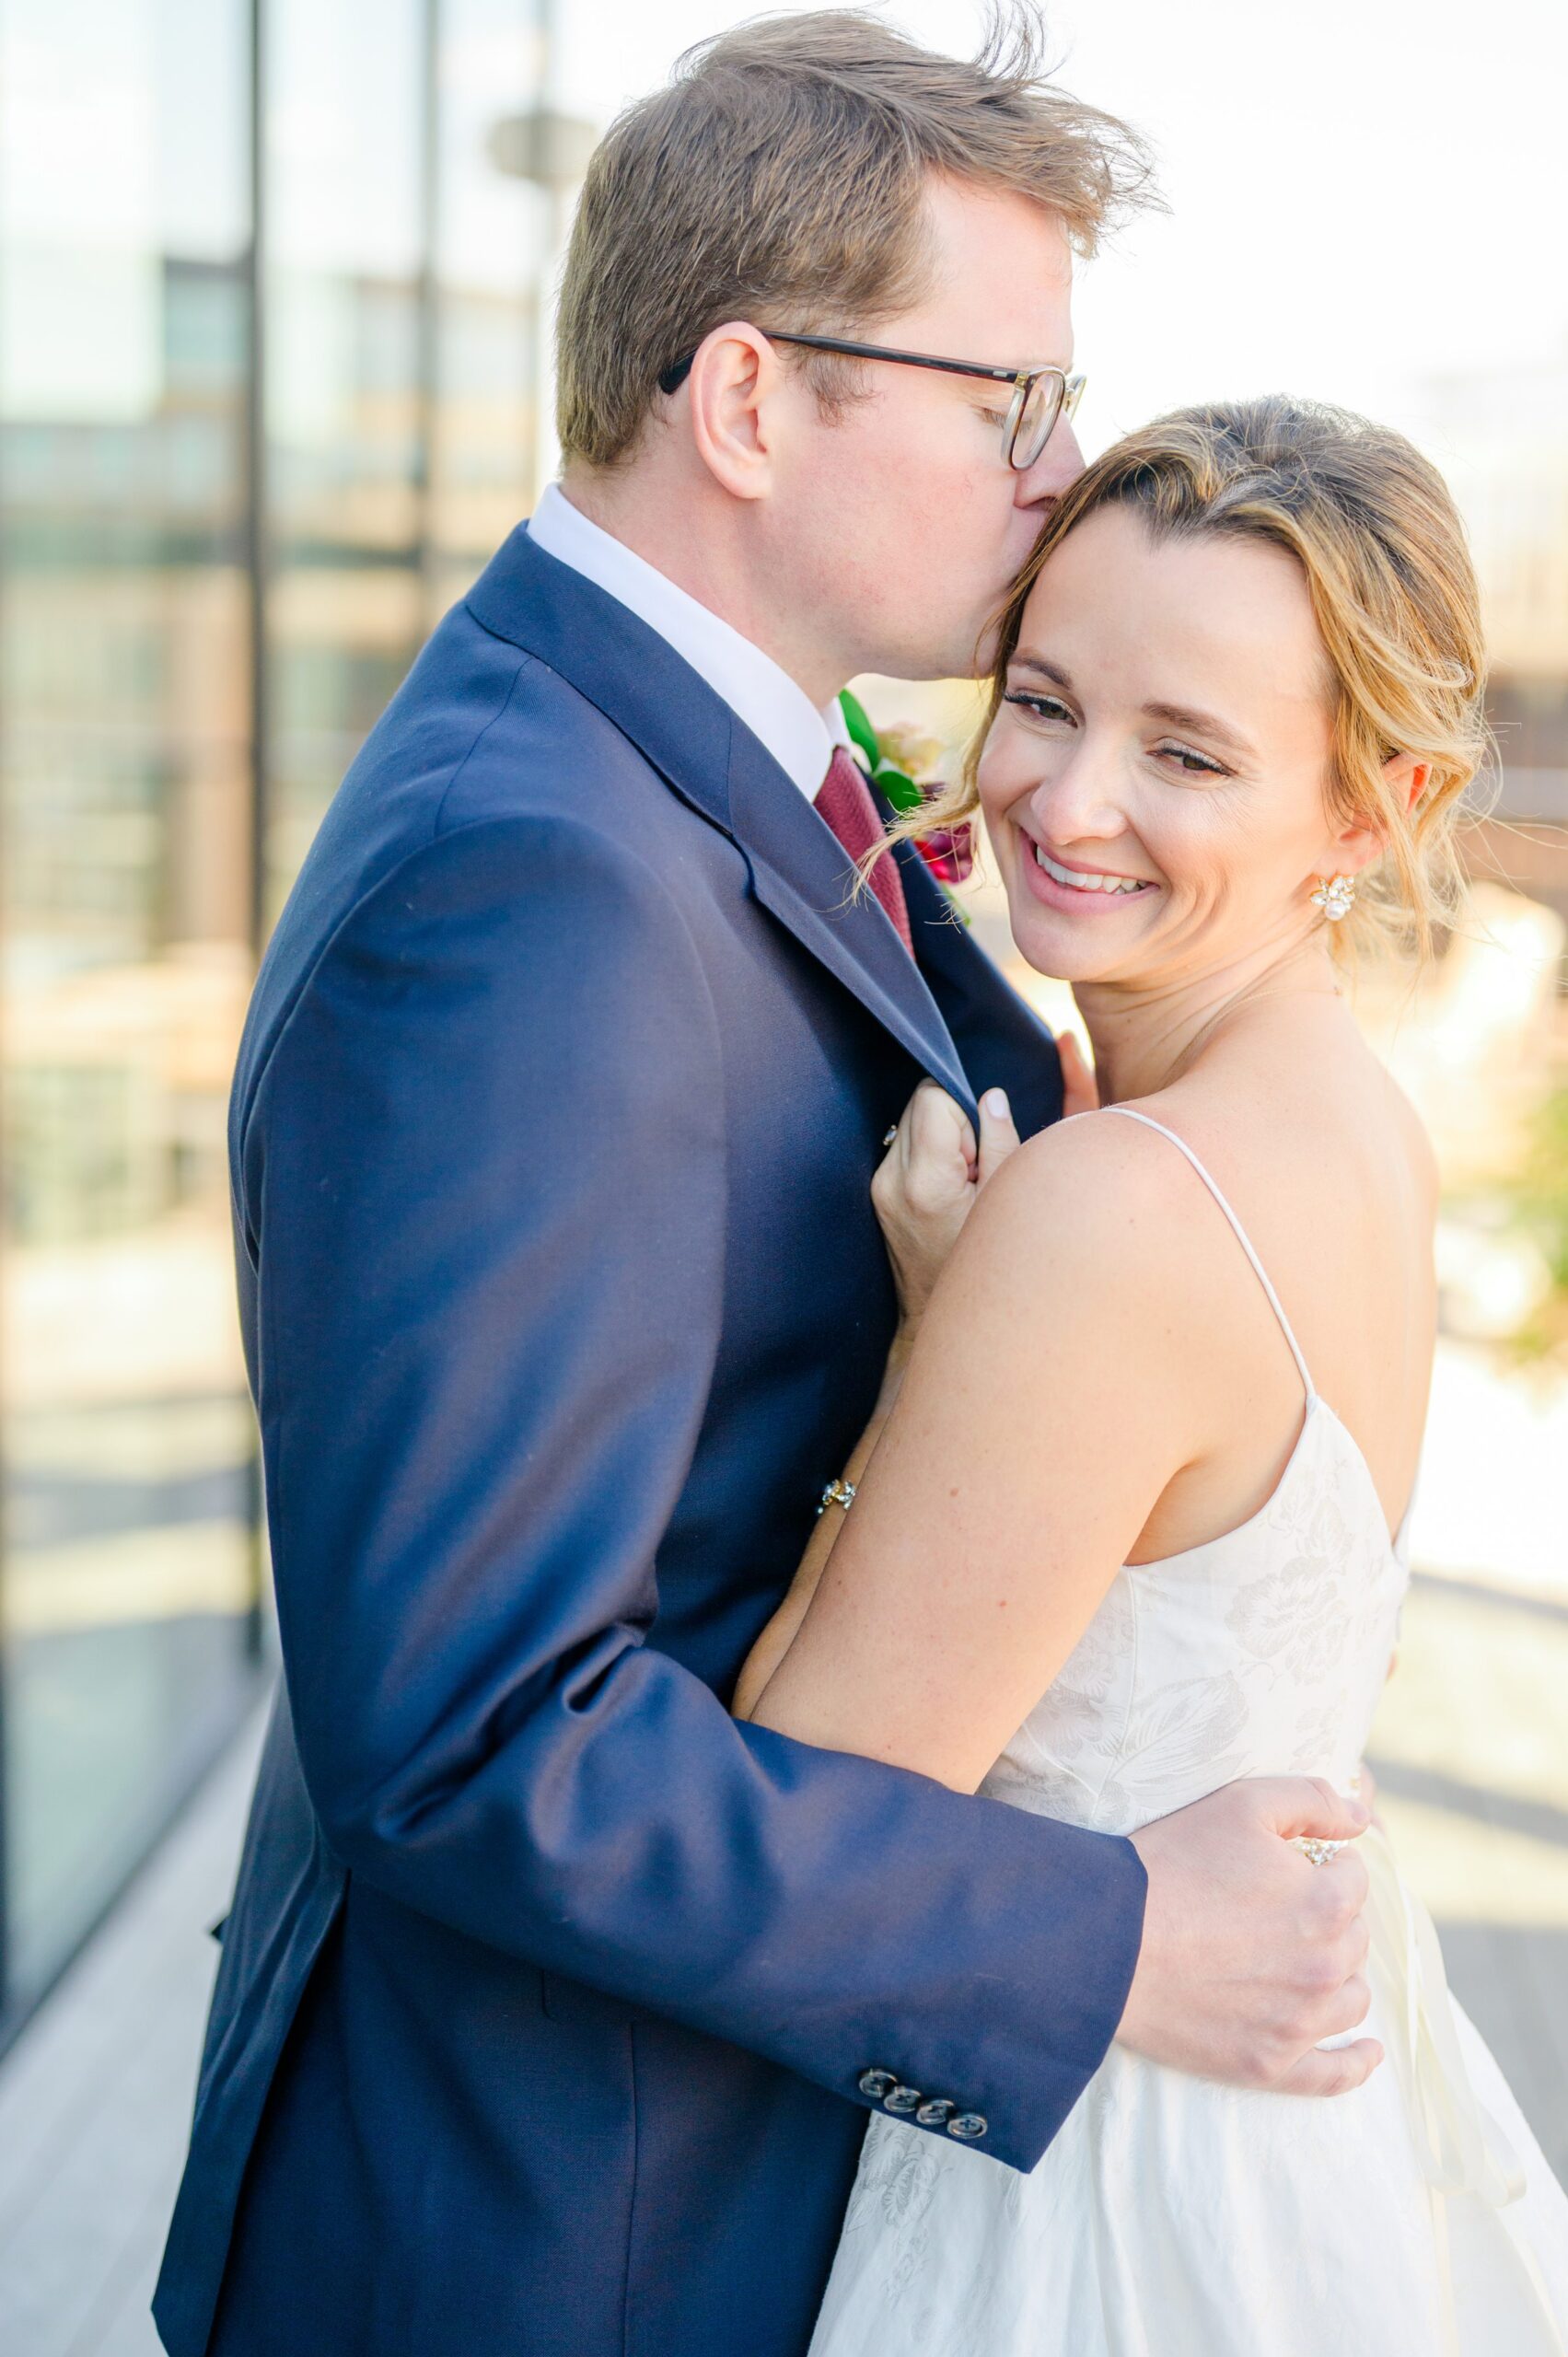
left=838, top=689, right=976, bottom=914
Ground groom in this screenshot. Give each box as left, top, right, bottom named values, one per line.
left=156, top=15, right=1376, bottom=2356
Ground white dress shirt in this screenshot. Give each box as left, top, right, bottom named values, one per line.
left=528, top=482, right=848, bottom=800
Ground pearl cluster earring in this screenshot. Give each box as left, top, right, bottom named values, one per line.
left=1310, top=874, right=1357, bottom=923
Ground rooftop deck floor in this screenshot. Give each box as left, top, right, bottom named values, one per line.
left=1, top=1550, right=1564, bottom=2353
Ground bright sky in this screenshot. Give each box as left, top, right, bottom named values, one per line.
left=552, top=0, right=1568, bottom=459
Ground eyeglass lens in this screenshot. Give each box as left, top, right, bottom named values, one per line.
left=1010, top=374, right=1085, bottom=471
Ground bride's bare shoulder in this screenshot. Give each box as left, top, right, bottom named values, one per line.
left=947, top=1109, right=1243, bottom=1454
left=998, top=1104, right=1168, bottom=1193
left=970, top=1106, right=1209, bottom=1277
left=1150, top=1026, right=1439, bottom=1216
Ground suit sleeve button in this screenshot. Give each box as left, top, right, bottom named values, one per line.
left=858, top=2069, right=897, bottom=2100
left=914, top=2098, right=954, bottom=2127
left=883, top=2084, right=923, bottom=2115
left=947, top=2113, right=989, bottom=2141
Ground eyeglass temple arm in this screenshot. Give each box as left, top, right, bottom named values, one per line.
left=656, top=337, right=1042, bottom=399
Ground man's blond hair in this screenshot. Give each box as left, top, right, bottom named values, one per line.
left=556, top=7, right=1155, bottom=470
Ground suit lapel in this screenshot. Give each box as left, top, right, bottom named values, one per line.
left=467, top=526, right=977, bottom=1120
left=894, top=836, right=1064, bottom=1137
left=724, top=727, right=974, bottom=1113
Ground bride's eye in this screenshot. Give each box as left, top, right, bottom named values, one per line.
left=1156, top=739, right=1229, bottom=777
left=1004, top=691, right=1075, bottom=726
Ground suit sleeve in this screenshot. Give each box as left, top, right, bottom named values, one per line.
left=246, top=810, right=1146, bottom=2173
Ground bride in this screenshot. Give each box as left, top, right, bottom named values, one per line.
left=733, top=396, right=1568, bottom=2354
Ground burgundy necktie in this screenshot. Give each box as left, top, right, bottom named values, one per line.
left=814, top=748, right=914, bottom=956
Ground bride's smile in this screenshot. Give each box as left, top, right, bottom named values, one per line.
left=1016, top=831, right=1160, bottom=904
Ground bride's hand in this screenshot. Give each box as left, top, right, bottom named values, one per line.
left=871, top=1079, right=1020, bottom=1330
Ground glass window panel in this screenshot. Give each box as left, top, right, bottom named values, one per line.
left=428, top=0, right=549, bottom=615
left=264, top=0, right=426, bottom=924
left=0, top=0, right=261, bottom=2019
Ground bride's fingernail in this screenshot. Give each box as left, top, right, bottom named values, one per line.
left=983, top=1088, right=1010, bottom=1119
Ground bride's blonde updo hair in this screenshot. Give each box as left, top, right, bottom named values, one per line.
left=908, top=395, right=1491, bottom=963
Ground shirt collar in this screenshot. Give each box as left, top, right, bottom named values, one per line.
left=528, top=482, right=842, bottom=800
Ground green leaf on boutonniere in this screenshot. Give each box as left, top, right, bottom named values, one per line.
left=870, top=764, right=923, bottom=816
left=836, top=689, right=973, bottom=925
left=836, top=692, right=924, bottom=814
left=837, top=688, right=881, bottom=772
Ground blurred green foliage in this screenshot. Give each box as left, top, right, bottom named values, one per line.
left=1510, top=1086, right=1568, bottom=1358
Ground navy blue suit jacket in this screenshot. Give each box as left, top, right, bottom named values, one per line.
left=154, top=527, right=1146, bottom=2357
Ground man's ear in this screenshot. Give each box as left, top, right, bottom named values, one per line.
left=685, top=322, right=780, bottom=502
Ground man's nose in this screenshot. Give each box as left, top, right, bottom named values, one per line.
left=1016, top=415, right=1086, bottom=509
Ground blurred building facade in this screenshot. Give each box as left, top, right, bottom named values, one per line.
left=0, top=0, right=556, bottom=2042
left=1419, top=348, right=1568, bottom=935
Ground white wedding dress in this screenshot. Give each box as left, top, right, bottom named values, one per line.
left=809, top=1108, right=1568, bottom=2357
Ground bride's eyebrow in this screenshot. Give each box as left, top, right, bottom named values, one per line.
left=1144, top=700, right=1258, bottom=762
left=1009, top=654, right=1073, bottom=690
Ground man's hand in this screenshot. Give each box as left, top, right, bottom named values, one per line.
left=1119, top=1778, right=1381, bottom=2096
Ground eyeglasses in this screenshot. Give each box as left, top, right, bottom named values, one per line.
left=656, top=332, right=1086, bottom=472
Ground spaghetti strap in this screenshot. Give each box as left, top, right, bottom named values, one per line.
left=1101, top=1105, right=1317, bottom=1404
